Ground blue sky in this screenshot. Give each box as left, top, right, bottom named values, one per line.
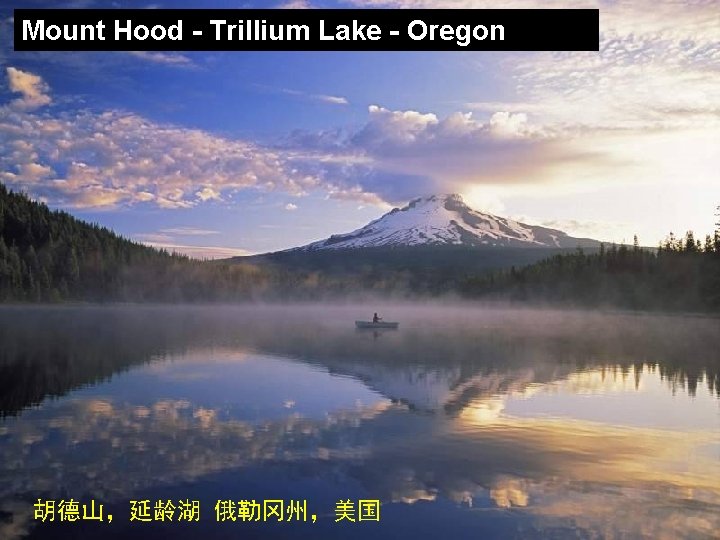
left=1, top=0, right=719, bottom=257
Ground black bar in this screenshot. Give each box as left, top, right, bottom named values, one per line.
left=14, top=9, right=599, bottom=52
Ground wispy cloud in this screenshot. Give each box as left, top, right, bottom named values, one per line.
left=316, top=94, right=349, bottom=105
left=276, top=0, right=314, bottom=7
left=280, top=87, right=349, bottom=105
left=257, top=84, right=349, bottom=105
left=159, top=227, right=220, bottom=236
left=530, top=218, right=632, bottom=243
left=350, top=0, right=720, bottom=134
left=464, top=101, right=544, bottom=114
left=126, top=51, right=196, bottom=68
left=135, top=228, right=248, bottom=258
left=138, top=241, right=252, bottom=260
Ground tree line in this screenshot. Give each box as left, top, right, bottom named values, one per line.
left=0, top=184, right=301, bottom=302
left=461, top=227, right=720, bottom=311
left=2, top=182, right=719, bottom=311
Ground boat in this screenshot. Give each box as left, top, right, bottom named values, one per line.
left=355, top=321, right=399, bottom=329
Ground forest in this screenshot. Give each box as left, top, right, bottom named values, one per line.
left=462, top=232, right=720, bottom=311
left=0, top=183, right=291, bottom=302
left=1, top=182, right=719, bottom=311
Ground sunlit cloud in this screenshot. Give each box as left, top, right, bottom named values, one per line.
left=0, top=70, right=371, bottom=211
left=489, top=477, right=529, bottom=508
left=6, top=67, right=51, bottom=110
left=286, top=104, right=625, bottom=201
left=0, top=103, right=324, bottom=209
left=339, top=0, right=720, bottom=214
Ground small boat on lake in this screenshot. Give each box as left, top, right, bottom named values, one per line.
left=355, top=320, right=399, bottom=329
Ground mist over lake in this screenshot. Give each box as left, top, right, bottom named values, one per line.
left=1, top=304, right=718, bottom=539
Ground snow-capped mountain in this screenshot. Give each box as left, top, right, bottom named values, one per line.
left=294, top=194, right=599, bottom=250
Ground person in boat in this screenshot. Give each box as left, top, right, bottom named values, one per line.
left=373, top=313, right=382, bottom=323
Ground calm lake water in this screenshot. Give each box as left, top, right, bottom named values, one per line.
left=1, top=305, right=719, bottom=539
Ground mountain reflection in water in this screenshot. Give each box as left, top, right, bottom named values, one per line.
left=0, top=305, right=718, bottom=539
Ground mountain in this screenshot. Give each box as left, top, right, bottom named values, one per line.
left=291, top=194, right=600, bottom=251
left=235, top=193, right=604, bottom=292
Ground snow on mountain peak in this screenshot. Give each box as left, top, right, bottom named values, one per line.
left=294, top=194, right=599, bottom=251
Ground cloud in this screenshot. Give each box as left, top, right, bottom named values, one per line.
left=256, top=84, right=349, bottom=105
left=277, top=0, right=314, bottom=7
left=0, top=76, right=376, bottom=210
left=6, top=67, right=51, bottom=110
left=284, top=203, right=298, bottom=210
left=135, top=232, right=174, bottom=243
left=195, top=186, right=221, bottom=202
left=3, top=97, right=716, bottom=214
left=285, top=104, right=620, bottom=202
left=135, top=226, right=242, bottom=258
left=316, top=94, right=349, bottom=105
left=488, top=111, right=530, bottom=137
left=290, top=0, right=720, bottom=207
left=136, top=228, right=221, bottom=244
left=349, top=0, right=720, bottom=133
left=3, top=2, right=717, bottom=217
left=351, top=105, right=440, bottom=148
left=126, top=51, right=195, bottom=67
left=352, top=105, right=543, bottom=151
left=1, top=94, right=407, bottom=210
left=489, top=477, right=529, bottom=508
left=159, top=227, right=220, bottom=236
left=140, top=242, right=252, bottom=260
left=279, top=87, right=349, bottom=105
left=327, top=167, right=440, bottom=204
left=19, top=162, right=54, bottom=180
left=0, top=105, right=334, bottom=209
left=536, top=219, right=632, bottom=242
left=465, top=101, right=543, bottom=114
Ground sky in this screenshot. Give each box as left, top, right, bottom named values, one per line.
left=1, top=0, right=719, bottom=258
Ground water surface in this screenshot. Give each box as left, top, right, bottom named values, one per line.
left=1, top=305, right=719, bottom=539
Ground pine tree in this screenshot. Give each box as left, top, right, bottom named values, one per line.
left=704, top=234, right=713, bottom=253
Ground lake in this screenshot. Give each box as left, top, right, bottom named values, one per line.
left=1, top=305, right=719, bottom=539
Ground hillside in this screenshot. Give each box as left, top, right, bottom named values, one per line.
left=241, top=245, right=599, bottom=295
left=0, top=184, right=280, bottom=302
